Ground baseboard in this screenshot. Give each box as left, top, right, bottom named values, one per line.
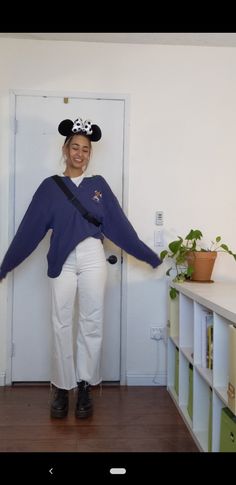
left=0, top=372, right=6, bottom=386
left=126, top=373, right=167, bottom=386
left=1, top=374, right=167, bottom=386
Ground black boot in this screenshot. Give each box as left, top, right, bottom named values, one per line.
left=50, top=387, right=69, bottom=418
left=75, top=381, right=93, bottom=418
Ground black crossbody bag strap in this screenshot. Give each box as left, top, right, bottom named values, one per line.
left=52, top=175, right=101, bottom=227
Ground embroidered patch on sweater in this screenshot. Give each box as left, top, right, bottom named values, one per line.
left=92, top=190, right=103, bottom=202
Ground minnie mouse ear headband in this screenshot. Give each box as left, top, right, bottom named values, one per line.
left=58, top=118, right=102, bottom=142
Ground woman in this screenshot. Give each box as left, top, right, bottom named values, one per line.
left=0, top=117, right=162, bottom=419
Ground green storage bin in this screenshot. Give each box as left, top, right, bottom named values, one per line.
left=174, top=347, right=179, bottom=395
left=187, top=364, right=193, bottom=420
left=208, top=388, right=213, bottom=452
left=220, top=407, right=236, bottom=452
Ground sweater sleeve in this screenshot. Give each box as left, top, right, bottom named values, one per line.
left=100, top=177, right=162, bottom=268
left=0, top=181, right=52, bottom=279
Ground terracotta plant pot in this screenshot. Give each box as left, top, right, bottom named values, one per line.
left=186, top=251, right=217, bottom=282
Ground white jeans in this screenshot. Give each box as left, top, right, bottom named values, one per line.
left=50, top=237, right=107, bottom=390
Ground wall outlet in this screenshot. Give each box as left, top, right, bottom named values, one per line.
left=150, top=326, right=161, bottom=340
left=150, top=326, right=166, bottom=340
left=160, top=327, right=167, bottom=341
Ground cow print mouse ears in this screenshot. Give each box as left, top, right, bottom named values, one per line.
left=58, top=118, right=102, bottom=142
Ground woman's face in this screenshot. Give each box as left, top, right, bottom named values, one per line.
left=65, top=134, right=91, bottom=173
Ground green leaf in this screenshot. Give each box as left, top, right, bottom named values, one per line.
left=185, top=229, right=195, bottom=240
left=221, top=244, right=229, bottom=252
left=170, top=287, right=177, bottom=300
left=216, top=236, right=221, bottom=242
left=169, top=239, right=183, bottom=254
left=160, top=250, right=168, bottom=260
left=186, top=229, right=202, bottom=241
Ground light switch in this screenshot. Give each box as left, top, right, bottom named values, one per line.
left=155, top=211, right=163, bottom=226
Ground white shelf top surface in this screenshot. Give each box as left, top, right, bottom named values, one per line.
left=172, top=281, right=236, bottom=324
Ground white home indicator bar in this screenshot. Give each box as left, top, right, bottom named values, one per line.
left=110, top=468, right=126, bottom=475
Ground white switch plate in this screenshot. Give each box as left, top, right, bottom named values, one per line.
left=155, top=211, right=163, bottom=226
left=154, top=229, right=163, bottom=247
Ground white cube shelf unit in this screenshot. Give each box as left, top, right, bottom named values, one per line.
left=167, top=281, right=236, bottom=452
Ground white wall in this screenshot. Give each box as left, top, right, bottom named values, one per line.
left=1, top=38, right=236, bottom=385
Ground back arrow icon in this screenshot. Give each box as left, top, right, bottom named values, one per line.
left=49, top=468, right=53, bottom=475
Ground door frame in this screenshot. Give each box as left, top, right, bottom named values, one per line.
left=5, top=89, right=130, bottom=386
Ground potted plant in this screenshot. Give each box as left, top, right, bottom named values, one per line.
left=160, top=229, right=236, bottom=299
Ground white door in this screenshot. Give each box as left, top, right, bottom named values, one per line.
left=11, top=94, right=125, bottom=382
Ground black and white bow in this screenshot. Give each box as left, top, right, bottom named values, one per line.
left=72, top=118, right=93, bottom=135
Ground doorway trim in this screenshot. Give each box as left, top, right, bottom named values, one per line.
left=6, top=89, right=130, bottom=386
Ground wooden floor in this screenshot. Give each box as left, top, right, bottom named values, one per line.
left=0, top=385, right=199, bottom=452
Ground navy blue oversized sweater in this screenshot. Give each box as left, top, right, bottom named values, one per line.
left=0, top=175, right=161, bottom=279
